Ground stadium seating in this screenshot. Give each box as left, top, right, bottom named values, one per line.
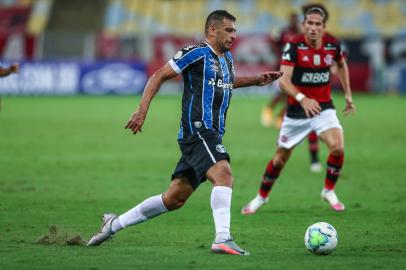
left=102, top=0, right=406, bottom=38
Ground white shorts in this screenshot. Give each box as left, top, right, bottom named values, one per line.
left=278, top=109, right=342, bottom=149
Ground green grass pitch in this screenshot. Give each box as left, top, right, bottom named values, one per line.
left=0, top=94, right=405, bottom=269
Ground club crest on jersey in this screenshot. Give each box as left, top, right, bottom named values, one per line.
left=280, top=135, right=288, bottom=143
left=194, top=121, right=202, bottom=128
left=324, top=54, right=333, bottom=65
left=174, top=51, right=183, bottom=60
left=313, top=54, right=321, bottom=66
left=216, top=144, right=227, bottom=153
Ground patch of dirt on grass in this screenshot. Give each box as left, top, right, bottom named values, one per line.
left=36, top=225, right=85, bottom=246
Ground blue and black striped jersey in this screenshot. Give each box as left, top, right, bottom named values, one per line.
left=169, top=42, right=235, bottom=141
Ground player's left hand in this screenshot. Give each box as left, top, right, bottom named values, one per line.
left=343, top=100, right=356, bottom=116
left=256, top=71, right=283, bottom=86
left=125, top=109, right=147, bottom=134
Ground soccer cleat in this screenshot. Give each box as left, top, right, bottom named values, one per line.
left=211, top=237, right=250, bottom=256
left=310, top=162, right=323, bottom=173
left=241, top=195, right=269, bottom=215
left=261, top=107, right=273, bottom=127
left=321, top=189, right=345, bottom=211
left=87, top=213, right=118, bottom=246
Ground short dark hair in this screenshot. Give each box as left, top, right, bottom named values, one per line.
left=302, top=3, right=329, bottom=23
left=205, top=10, right=236, bottom=35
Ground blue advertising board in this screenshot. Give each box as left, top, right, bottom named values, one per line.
left=0, top=61, right=147, bottom=95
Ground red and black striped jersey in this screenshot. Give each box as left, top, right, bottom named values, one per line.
left=280, top=33, right=344, bottom=118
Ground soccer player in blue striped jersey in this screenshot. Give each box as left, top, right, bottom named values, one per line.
left=87, top=10, right=282, bottom=255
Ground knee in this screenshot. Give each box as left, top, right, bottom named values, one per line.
left=214, top=168, right=233, bottom=188
left=329, top=145, right=344, bottom=157
left=163, top=194, right=188, bottom=211
left=208, top=161, right=234, bottom=188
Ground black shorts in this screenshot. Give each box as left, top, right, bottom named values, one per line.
left=171, top=129, right=230, bottom=190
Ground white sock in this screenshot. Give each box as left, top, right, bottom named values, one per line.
left=112, top=194, right=168, bottom=233
left=211, top=186, right=232, bottom=242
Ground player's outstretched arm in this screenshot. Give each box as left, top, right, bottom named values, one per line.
left=279, top=65, right=321, bottom=118
left=336, top=58, right=356, bottom=116
left=125, top=63, right=177, bottom=134
left=234, top=71, right=283, bottom=89
left=0, top=63, right=19, bottom=77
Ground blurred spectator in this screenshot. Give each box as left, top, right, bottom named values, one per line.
left=389, top=34, right=406, bottom=93
left=362, top=34, right=386, bottom=93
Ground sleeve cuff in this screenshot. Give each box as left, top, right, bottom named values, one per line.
left=168, top=59, right=182, bottom=74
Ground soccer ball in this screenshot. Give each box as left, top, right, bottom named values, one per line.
left=304, top=222, right=338, bottom=255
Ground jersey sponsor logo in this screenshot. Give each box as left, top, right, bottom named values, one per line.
left=208, top=57, right=220, bottom=72
left=210, top=64, right=219, bottom=72
left=183, top=45, right=196, bottom=51
left=298, top=44, right=309, bottom=50
left=324, top=54, right=333, bottom=65
left=208, top=78, right=216, bottom=86
left=217, top=79, right=233, bottom=89
left=216, top=144, right=227, bottom=153
left=313, top=54, right=321, bottom=65
left=208, top=78, right=233, bottom=89
left=301, top=72, right=330, bottom=84
left=282, top=52, right=291, bottom=61
left=174, top=51, right=183, bottom=60
left=324, top=43, right=337, bottom=50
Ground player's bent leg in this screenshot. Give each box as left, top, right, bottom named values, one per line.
left=87, top=178, right=193, bottom=247
left=162, top=177, right=194, bottom=210
left=242, top=147, right=292, bottom=215
left=206, top=159, right=233, bottom=187
left=319, top=128, right=345, bottom=211
left=206, top=160, right=248, bottom=255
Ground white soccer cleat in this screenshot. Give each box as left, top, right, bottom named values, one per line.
left=241, top=195, right=269, bottom=215
left=321, top=189, right=345, bottom=212
left=87, top=213, right=118, bottom=246
left=310, top=162, right=323, bottom=173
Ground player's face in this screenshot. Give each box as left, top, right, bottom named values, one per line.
left=215, top=18, right=237, bottom=52
left=303, top=13, right=325, bottom=42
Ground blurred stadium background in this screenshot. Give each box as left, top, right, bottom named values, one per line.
left=0, top=0, right=405, bottom=95
left=1, top=2, right=406, bottom=269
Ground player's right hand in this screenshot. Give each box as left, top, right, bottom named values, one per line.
left=300, top=97, right=321, bottom=118
left=125, top=109, right=146, bottom=134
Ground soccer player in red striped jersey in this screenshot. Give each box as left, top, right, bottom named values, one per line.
left=242, top=3, right=356, bottom=214
left=261, top=12, right=322, bottom=173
